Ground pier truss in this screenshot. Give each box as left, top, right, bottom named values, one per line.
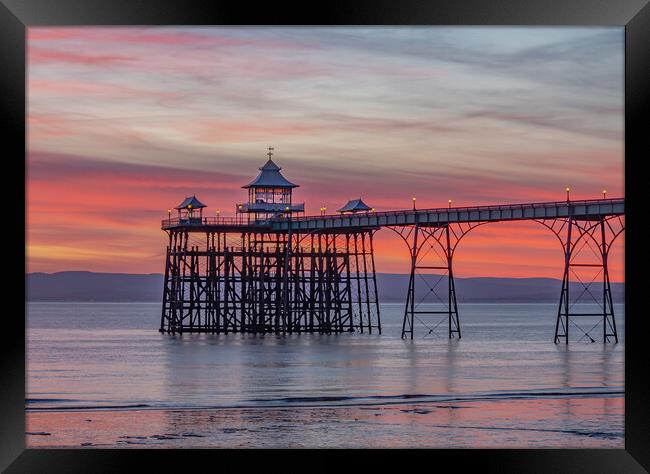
left=160, top=228, right=381, bottom=334
left=388, top=222, right=484, bottom=340
left=536, top=215, right=624, bottom=344
left=388, top=213, right=624, bottom=342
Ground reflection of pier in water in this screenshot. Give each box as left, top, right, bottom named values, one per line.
left=160, top=149, right=624, bottom=343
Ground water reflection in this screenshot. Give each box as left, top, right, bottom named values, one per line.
left=158, top=308, right=624, bottom=410
left=27, top=302, right=624, bottom=448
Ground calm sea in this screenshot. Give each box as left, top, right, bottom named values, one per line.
left=26, top=302, right=624, bottom=448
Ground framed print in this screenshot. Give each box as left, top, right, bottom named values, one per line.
left=2, top=0, right=649, bottom=472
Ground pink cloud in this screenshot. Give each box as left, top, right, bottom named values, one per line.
left=28, top=27, right=314, bottom=50
left=29, top=47, right=132, bottom=65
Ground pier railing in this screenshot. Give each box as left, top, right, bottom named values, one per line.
left=161, top=215, right=284, bottom=229
left=162, top=198, right=624, bottom=231
left=162, top=216, right=258, bottom=228
left=291, top=198, right=625, bottom=221
left=276, top=198, right=625, bottom=231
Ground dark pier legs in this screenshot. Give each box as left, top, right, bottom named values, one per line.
left=553, top=217, right=621, bottom=344
left=160, top=230, right=380, bottom=334
left=400, top=224, right=462, bottom=340
left=161, top=215, right=622, bottom=342
left=397, top=216, right=623, bottom=343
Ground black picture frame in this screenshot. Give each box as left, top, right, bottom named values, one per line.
left=2, top=0, right=648, bottom=471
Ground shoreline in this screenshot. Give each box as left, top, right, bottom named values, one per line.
left=25, top=386, right=625, bottom=413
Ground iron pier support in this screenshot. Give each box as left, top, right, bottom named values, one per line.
left=160, top=229, right=380, bottom=335
left=550, top=216, right=622, bottom=344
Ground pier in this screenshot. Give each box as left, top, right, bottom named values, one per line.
left=160, top=149, right=624, bottom=343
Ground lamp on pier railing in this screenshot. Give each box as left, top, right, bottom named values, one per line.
left=216, top=209, right=220, bottom=221
left=566, top=187, right=571, bottom=202
left=167, top=209, right=171, bottom=222
left=448, top=199, right=452, bottom=209
left=412, top=197, right=416, bottom=211
left=603, top=189, right=607, bottom=199
left=320, top=207, right=326, bottom=216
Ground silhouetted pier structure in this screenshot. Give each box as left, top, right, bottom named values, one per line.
left=160, top=148, right=624, bottom=343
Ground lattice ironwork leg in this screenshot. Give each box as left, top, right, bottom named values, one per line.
left=160, top=242, right=171, bottom=333
left=539, top=216, right=623, bottom=344
left=389, top=222, right=482, bottom=340
left=446, top=225, right=461, bottom=339
left=369, top=231, right=382, bottom=334
left=402, top=225, right=418, bottom=339
left=555, top=217, right=573, bottom=343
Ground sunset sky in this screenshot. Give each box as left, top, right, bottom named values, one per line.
left=27, top=27, right=624, bottom=279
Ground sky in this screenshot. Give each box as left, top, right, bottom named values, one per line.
left=26, top=27, right=624, bottom=279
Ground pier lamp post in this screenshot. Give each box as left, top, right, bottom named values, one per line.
left=448, top=199, right=452, bottom=209
left=167, top=209, right=171, bottom=224
left=320, top=207, right=326, bottom=216
left=603, top=189, right=607, bottom=199
left=566, top=187, right=571, bottom=202
left=412, top=197, right=416, bottom=210
left=216, top=209, right=220, bottom=222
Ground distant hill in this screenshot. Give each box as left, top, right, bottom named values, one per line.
left=376, top=274, right=624, bottom=303
left=27, top=272, right=163, bottom=302
left=26, top=271, right=624, bottom=303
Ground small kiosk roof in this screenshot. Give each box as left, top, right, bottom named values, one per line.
left=175, top=195, right=207, bottom=210
left=337, top=198, right=372, bottom=213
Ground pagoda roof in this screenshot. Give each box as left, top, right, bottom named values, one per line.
left=175, top=195, right=207, bottom=210
left=337, top=198, right=372, bottom=213
left=242, top=158, right=299, bottom=189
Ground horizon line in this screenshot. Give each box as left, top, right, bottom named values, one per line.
left=25, top=270, right=625, bottom=283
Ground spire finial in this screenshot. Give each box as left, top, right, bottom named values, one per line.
left=267, top=146, right=274, bottom=160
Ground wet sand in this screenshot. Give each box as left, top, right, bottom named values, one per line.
left=27, top=395, right=623, bottom=448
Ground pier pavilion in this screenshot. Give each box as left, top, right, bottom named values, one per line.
left=160, top=148, right=380, bottom=336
